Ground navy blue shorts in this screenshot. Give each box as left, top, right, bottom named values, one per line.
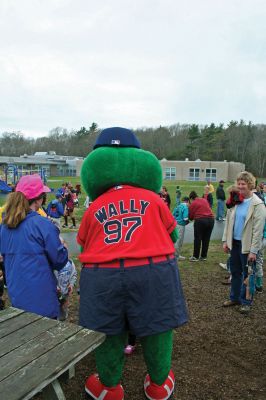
left=79, top=257, right=188, bottom=336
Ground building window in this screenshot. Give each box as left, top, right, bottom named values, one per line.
left=66, top=168, right=76, bottom=177
left=206, top=168, right=217, bottom=181
left=189, top=168, right=200, bottom=181
left=165, top=167, right=176, bottom=180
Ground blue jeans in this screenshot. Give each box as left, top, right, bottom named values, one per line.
left=216, top=199, right=225, bottom=220
left=230, top=240, right=253, bottom=305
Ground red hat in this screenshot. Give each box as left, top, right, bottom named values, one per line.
left=16, top=174, right=50, bottom=200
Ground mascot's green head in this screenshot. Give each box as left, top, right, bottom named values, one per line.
left=81, top=127, right=162, bottom=200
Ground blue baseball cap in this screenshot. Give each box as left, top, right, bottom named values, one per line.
left=93, top=127, right=141, bottom=149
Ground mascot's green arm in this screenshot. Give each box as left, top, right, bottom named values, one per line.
left=170, top=227, right=179, bottom=243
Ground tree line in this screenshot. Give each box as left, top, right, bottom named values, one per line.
left=0, top=120, right=265, bottom=177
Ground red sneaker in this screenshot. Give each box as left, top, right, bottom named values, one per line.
left=144, top=370, right=175, bottom=400
left=85, top=374, right=124, bottom=400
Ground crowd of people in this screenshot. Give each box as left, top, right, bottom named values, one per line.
left=161, top=172, right=266, bottom=316
left=46, top=182, right=81, bottom=229
left=0, top=172, right=265, bottom=321
left=0, top=167, right=265, bottom=400
left=0, top=175, right=79, bottom=319
left=161, top=179, right=226, bottom=262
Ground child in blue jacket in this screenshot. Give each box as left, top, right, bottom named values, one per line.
left=172, top=196, right=189, bottom=260
left=47, top=198, right=64, bottom=229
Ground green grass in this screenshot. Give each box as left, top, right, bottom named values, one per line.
left=158, top=179, right=233, bottom=212
left=0, top=177, right=233, bottom=225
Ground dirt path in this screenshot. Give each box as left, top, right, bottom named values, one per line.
left=36, top=242, right=266, bottom=399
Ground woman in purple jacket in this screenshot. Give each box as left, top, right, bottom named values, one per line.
left=0, top=174, right=68, bottom=318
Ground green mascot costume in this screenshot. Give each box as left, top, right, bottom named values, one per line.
left=77, top=127, right=188, bottom=400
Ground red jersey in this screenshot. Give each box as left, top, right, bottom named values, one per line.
left=77, top=185, right=176, bottom=263
left=189, top=197, right=214, bottom=220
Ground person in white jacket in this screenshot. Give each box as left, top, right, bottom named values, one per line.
left=222, top=171, right=266, bottom=314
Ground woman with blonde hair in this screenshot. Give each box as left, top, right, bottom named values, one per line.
left=222, top=171, right=265, bottom=313
left=0, top=174, right=68, bottom=318
left=203, top=185, right=213, bottom=209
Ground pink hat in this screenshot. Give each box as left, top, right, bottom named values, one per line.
left=16, top=174, right=51, bottom=200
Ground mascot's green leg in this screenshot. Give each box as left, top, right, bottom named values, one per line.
left=140, top=330, right=173, bottom=385
left=95, top=333, right=126, bottom=387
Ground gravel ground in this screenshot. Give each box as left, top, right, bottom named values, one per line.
left=33, top=241, right=266, bottom=400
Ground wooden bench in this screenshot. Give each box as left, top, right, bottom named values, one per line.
left=0, top=307, right=106, bottom=400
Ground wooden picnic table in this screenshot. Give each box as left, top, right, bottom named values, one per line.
left=0, top=307, right=106, bottom=400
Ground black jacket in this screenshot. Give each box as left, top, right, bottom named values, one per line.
left=216, top=185, right=226, bottom=200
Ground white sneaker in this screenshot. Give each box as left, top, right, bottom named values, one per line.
left=219, top=263, right=227, bottom=270
left=178, top=255, right=186, bottom=260
left=189, top=256, right=199, bottom=262
left=239, top=305, right=251, bottom=314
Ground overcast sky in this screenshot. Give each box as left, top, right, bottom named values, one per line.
left=0, top=0, right=265, bottom=137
